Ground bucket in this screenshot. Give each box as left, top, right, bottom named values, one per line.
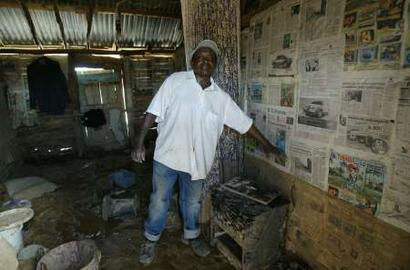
left=0, top=208, right=34, bottom=252
left=36, top=240, right=101, bottom=270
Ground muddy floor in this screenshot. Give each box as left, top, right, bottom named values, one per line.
left=9, top=153, right=235, bottom=270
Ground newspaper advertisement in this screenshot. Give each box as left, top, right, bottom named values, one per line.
left=265, top=78, right=296, bottom=108
left=289, top=138, right=329, bottom=190
left=301, top=0, right=344, bottom=42
left=336, top=116, right=394, bottom=156
left=343, top=0, right=404, bottom=71
left=268, top=0, right=301, bottom=76
left=341, top=71, right=400, bottom=119
left=328, top=149, right=387, bottom=215
left=264, top=106, right=296, bottom=171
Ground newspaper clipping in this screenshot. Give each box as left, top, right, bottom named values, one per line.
left=378, top=77, right=410, bottom=233
left=341, top=71, right=399, bottom=119
left=328, top=149, right=386, bottom=215
left=265, top=106, right=295, bottom=171
left=336, top=116, right=393, bottom=155
left=290, top=138, right=329, bottom=190
left=265, top=78, right=296, bottom=108
left=301, top=0, right=344, bottom=42
left=343, top=0, right=404, bottom=70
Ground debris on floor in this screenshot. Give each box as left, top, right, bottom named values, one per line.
left=2, top=154, right=236, bottom=269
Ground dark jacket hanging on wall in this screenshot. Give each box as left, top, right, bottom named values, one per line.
left=27, top=57, right=70, bottom=115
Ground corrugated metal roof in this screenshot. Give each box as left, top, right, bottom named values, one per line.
left=0, top=2, right=183, bottom=50
left=120, top=15, right=183, bottom=48
left=0, top=8, right=34, bottom=45
left=90, top=12, right=115, bottom=48
left=30, top=9, right=63, bottom=46
left=59, top=11, right=88, bottom=47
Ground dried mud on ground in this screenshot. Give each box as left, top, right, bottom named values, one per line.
left=9, top=154, right=234, bottom=270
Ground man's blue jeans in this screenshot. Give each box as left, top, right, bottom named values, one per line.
left=144, top=161, right=203, bottom=241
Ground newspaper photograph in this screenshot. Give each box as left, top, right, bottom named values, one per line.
left=298, top=36, right=344, bottom=97
left=298, top=97, right=338, bottom=130
left=328, top=149, right=386, bottom=215
left=336, top=116, right=393, bottom=155
left=268, top=50, right=297, bottom=76
left=248, top=79, right=266, bottom=104
left=301, top=0, right=344, bottom=42
left=289, top=138, right=329, bottom=190
left=343, top=0, right=405, bottom=71
left=341, top=71, right=400, bottom=119
left=265, top=78, right=296, bottom=108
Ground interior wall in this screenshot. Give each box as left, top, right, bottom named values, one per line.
left=241, top=0, right=410, bottom=268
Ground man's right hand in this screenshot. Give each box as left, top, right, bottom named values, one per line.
left=131, top=145, right=146, bottom=163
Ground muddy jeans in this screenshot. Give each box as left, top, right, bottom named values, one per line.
left=144, top=161, right=203, bottom=241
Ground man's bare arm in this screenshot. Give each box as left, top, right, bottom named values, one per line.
left=245, top=124, right=281, bottom=156
left=131, top=113, right=156, bottom=163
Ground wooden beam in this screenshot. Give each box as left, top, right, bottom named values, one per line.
left=0, top=48, right=175, bottom=56
left=86, top=0, right=96, bottom=49
left=20, top=0, right=42, bottom=49
left=54, top=2, right=67, bottom=49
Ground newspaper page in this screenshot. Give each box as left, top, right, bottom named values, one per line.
left=343, top=0, right=404, bottom=71
left=289, top=138, right=329, bottom=190
left=328, top=148, right=387, bottom=215
left=265, top=77, right=297, bottom=108
left=301, top=0, right=344, bottom=42
left=249, top=10, right=271, bottom=79
left=296, top=36, right=344, bottom=142
left=378, top=76, right=410, bottom=233
left=335, top=115, right=394, bottom=156
left=264, top=106, right=296, bottom=172
left=341, top=71, right=400, bottom=119
left=245, top=102, right=267, bottom=158
left=268, top=0, right=301, bottom=76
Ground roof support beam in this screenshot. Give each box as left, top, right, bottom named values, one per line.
left=86, top=0, right=96, bottom=49
left=54, top=2, right=67, bottom=49
left=20, top=0, right=42, bottom=49
left=0, top=48, right=175, bottom=56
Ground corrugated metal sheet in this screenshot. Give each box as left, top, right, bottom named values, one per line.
left=120, top=15, right=183, bottom=48
left=90, top=12, right=115, bottom=48
left=30, top=9, right=63, bottom=46
left=0, top=2, right=183, bottom=50
left=60, top=11, right=87, bottom=46
left=0, top=8, right=34, bottom=45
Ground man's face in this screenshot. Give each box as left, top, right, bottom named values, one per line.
left=191, top=47, right=217, bottom=78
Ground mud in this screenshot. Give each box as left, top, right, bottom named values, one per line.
left=8, top=153, right=234, bottom=270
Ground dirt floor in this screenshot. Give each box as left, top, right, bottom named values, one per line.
left=8, top=153, right=235, bottom=270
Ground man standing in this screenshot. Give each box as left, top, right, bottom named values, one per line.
left=132, top=40, right=280, bottom=265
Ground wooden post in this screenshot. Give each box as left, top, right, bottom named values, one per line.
left=180, top=0, right=242, bottom=237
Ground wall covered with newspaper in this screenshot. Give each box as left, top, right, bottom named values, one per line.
left=243, top=0, right=410, bottom=233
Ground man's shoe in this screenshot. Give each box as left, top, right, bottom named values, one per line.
left=182, top=237, right=211, bottom=257
left=139, top=239, right=156, bottom=265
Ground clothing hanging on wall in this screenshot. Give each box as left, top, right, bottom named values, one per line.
left=27, top=57, right=69, bottom=115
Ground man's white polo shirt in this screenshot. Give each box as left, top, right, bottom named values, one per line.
left=146, top=71, right=252, bottom=180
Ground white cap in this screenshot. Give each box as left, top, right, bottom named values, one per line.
left=190, top=39, right=220, bottom=63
